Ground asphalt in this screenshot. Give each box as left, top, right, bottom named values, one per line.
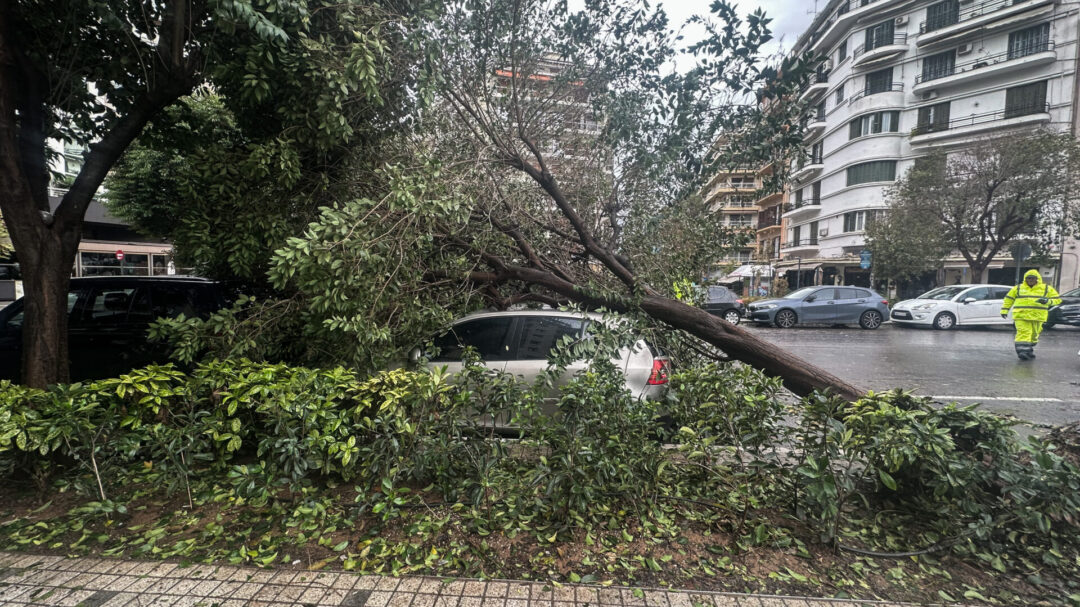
left=743, top=322, right=1080, bottom=428
left=0, top=552, right=935, bottom=607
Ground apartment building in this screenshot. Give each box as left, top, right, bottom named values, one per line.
left=778, top=0, right=1080, bottom=291
left=703, top=166, right=759, bottom=265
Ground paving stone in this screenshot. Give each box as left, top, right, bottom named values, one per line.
left=485, top=582, right=510, bottom=599
left=100, top=591, right=139, bottom=607
left=755, top=598, right=786, bottom=607
left=416, top=578, right=444, bottom=595
left=412, top=593, right=438, bottom=607
left=297, top=585, right=330, bottom=603
left=575, top=587, right=599, bottom=605
left=398, top=577, right=424, bottom=593
left=434, top=595, right=461, bottom=607
left=375, top=577, right=402, bottom=592
left=505, top=583, right=531, bottom=600
left=342, top=588, right=375, bottom=607
left=462, top=581, right=487, bottom=597
left=308, top=572, right=341, bottom=589
left=269, top=570, right=299, bottom=585
left=146, top=563, right=179, bottom=578
left=643, top=591, right=670, bottom=607
left=318, top=588, right=351, bottom=605
left=597, top=588, right=623, bottom=605
left=55, top=588, right=98, bottom=606
left=228, top=582, right=265, bottom=599
left=710, top=596, right=741, bottom=607
left=551, top=587, right=574, bottom=602
left=506, top=598, right=530, bottom=607
left=732, top=598, right=762, bottom=607
left=667, top=593, right=693, bottom=607
left=367, top=590, right=394, bottom=607
left=458, top=596, right=484, bottom=607
left=0, top=583, right=36, bottom=602
left=72, top=589, right=121, bottom=607
left=440, top=581, right=467, bottom=596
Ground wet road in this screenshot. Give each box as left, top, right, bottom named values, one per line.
left=745, top=323, right=1080, bottom=427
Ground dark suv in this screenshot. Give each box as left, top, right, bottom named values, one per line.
left=0, top=276, right=229, bottom=382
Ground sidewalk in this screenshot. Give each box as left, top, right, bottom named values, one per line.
left=0, top=551, right=925, bottom=607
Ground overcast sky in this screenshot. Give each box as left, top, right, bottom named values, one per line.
left=658, top=0, right=812, bottom=59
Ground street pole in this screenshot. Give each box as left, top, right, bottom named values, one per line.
left=796, top=257, right=802, bottom=290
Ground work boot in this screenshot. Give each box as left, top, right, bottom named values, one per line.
left=1015, top=344, right=1032, bottom=360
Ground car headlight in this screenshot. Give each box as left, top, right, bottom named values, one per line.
left=913, top=303, right=940, bottom=311
left=758, top=304, right=777, bottom=310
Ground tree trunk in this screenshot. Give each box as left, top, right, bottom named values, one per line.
left=637, top=295, right=864, bottom=401
left=968, top=261, right=989, bottom=284
left=18, top=226, right=78, bottom=386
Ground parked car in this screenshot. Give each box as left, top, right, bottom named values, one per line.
left=416, top=310, right=670, bottom=429
left=0, top=276, right=230, bottom=382
left=702, top=285, right=745, bottom=325
left=1045, top=287, right=1080, bottom=328
left=745, top=286, right=889, bottom=329
left=890, top=284, right=1013, bottom=330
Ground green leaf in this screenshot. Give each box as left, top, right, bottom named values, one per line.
left=878, top=470, right=897, bottom=491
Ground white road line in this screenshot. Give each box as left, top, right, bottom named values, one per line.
left=930, top=395, right=1066, bottom=403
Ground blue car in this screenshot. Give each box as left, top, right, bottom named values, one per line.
left=746, top=286, right=889, bottom=329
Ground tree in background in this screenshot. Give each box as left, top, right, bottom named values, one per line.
left=868, top=132, right=1080, bottom=283
left=0, top=0, right=411, bottom=386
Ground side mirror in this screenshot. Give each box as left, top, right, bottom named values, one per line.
left=409, top=347, right=422, bottom=363
left=805, top=296, right=816, bottom=303
left=962, top=297, right=976, bottom=304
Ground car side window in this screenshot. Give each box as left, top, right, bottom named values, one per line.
left=515, top=316, right=585, bottom=360
left=962, top=287, right=989, bottom=301
left=152, top=285, right=219, bottom=320
left=991, top=287, right=1011, bottom=299
left=836, top=288, right=861, bottom=300
left=78, top=287, right=151, bottom=325
left=430, top=317, right=515, bottom=362
left=6, top=289, right=88, bottom=331
left=856, top=289, right=872, bottom=298
left=810, top=288, right=836, bottom=301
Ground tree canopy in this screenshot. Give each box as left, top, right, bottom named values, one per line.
left=867, top=131, right=1080, bottom=282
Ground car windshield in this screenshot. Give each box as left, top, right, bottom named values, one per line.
left=918, top=286, right=967, bottom=301
left=1062, top=288, right=1080, bottom=298
left=782, top=287, right=818, bottom=300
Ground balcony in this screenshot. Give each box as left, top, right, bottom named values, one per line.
left=782, top=238, right=820, bottom=252
left=910, top=103, right=1051, bottom=145
left=809, top=0, right=913, bottom=54
left=757, top=209, right=783, bottom=230
left=799, top=72, right=830, bottom=103
left=784, top=199, right=822, bottom=219
left=803, top=110, right=827, bottom=138
left=853, top=33, right=909, bottom=68
left=913, top=42, right=1056, bottom=94
left=847, top=82, right=904, bottom=105
left=790, top=154, right=824, bottom=182
left=917, top=0, right=1055, bottom=47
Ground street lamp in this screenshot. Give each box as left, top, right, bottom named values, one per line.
left=795, top=256, right=802, bottom=290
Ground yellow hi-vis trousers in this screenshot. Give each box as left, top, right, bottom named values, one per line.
left=1014, top=320, right=1043, bottom=358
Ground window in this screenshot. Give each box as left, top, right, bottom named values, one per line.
left=811, top=288, right=838, bottom=301
left=916, top=102, right=951, bottom=134
left=78, top=287, right=152, bottom=325
left=843, top=211, right=868, bottom=233
left=2, top=291, right=83, bottom=332
left=792, top=225, right=801, bottom=244
left=961, top=287, right=990, bottom=302
left=1005, top=81, right=1047, bottom=118
left=794, top=188, right=803, bottom=204
left=430, top=317, right=515, bottom=362
left=809, top=221, right=820, bottom=243
left=79, top=252, right=149, bottom=276
left=836, top=38, right=848, bottom=63
left=1008, top=23, right=1050, bottom=60
left=515, top=317, right=585, bottom=360
left=811, top=181, right=821, bottom=202
left=925, top=0, right=959, bottom=33
left=835, top=82, right=845, bottom=105
left=865, top=19, right=894, bottom=52
left=921, top=50, right=955, bottom=82
left=837, top=288, right=864, bottom=300
left=151, top=285, right=219, bottom=320
left=864, top=68, right=893, bottom=95
left=848, top=111, right=900, bottom=139
left=847, top=161, right=897, bottom=186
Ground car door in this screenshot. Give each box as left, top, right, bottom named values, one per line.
left=502, top=315, right=587, bottom=414
left=989, top=287, right=1013, bottom=324
left=800, top=288, right=839, bottom=323
left=426, top=316, right=516, bottom=376
left=832, top=288, right=866, bottom=323
left=69, top=285, right=153, bottom=381
left=955, top=287, right=995, bottom=325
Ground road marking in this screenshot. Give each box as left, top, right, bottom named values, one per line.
left=930, top=395, right=1066, bottom=403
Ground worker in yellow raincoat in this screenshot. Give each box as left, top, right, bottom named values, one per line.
left=1000, top=269, right=1061, bottom=360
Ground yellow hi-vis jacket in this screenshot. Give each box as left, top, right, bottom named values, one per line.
left=1001, top=269, right=1062, bottom=322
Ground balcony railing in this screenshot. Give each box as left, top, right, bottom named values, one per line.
left=784, top=238, right=819, bottom=248
left=727, top=222, right=755, bottom=228
left=911, top=102, right=1050, bottom=136
left=795, top=153, right=824, bottom=171
left=848, top=82, right=904, bottom=104
left=920, top=0, right=1033, bottom=34
left=788, top=199, right=821, bottom=211
left=853, top=32, right=909, bottom=59
left=757, top=215, right=782, bottom=228
left=915, top=41, right=1055, bottom=84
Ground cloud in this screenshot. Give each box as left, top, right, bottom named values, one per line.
left=659, top=0, right=810, bottom=58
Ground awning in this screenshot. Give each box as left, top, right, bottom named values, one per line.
left=774, top=261, right=823, bottom=272
left=723, top=264, right=775, bottom=280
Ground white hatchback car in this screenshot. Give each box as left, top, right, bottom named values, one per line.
left=420, top=310, right=670, bottom=403
left=890, top=284, right=1014, bottom=330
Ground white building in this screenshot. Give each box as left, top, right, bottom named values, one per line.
left=779, top=0, right=1080, bottom=291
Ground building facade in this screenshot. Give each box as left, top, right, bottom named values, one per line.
left=703, top=165, right=759, bottom=266
left=778, top=0, right=1080, bottom=291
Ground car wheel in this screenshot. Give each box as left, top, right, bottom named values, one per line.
left=933, top=312, right=956, bottom=330
left=723, top=309, right=742, bottom=325
left=1043, top=322, right=1056, bottom=330
left=859, top=310, right=883, bottom=330
left=774, top=309, right=797, bottom=329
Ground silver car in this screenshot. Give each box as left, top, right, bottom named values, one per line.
left=420, top=310, right=670, bottom=410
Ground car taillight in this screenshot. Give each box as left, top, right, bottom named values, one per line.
left=735, top=299, right=744, bottom=305
left=881, top=300, right=889, bottom=306
left=648, top=359, right=670, bottom=385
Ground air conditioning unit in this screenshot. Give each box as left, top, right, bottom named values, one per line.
left=821, top=59, right=834, bottom=71
left=818, top=228, right=829, bottom=237
left=958, top=43, right=974, bottom=55
left=894, top=16, right=908, bottom=26
left=922, top=90, right=939, bottom=101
